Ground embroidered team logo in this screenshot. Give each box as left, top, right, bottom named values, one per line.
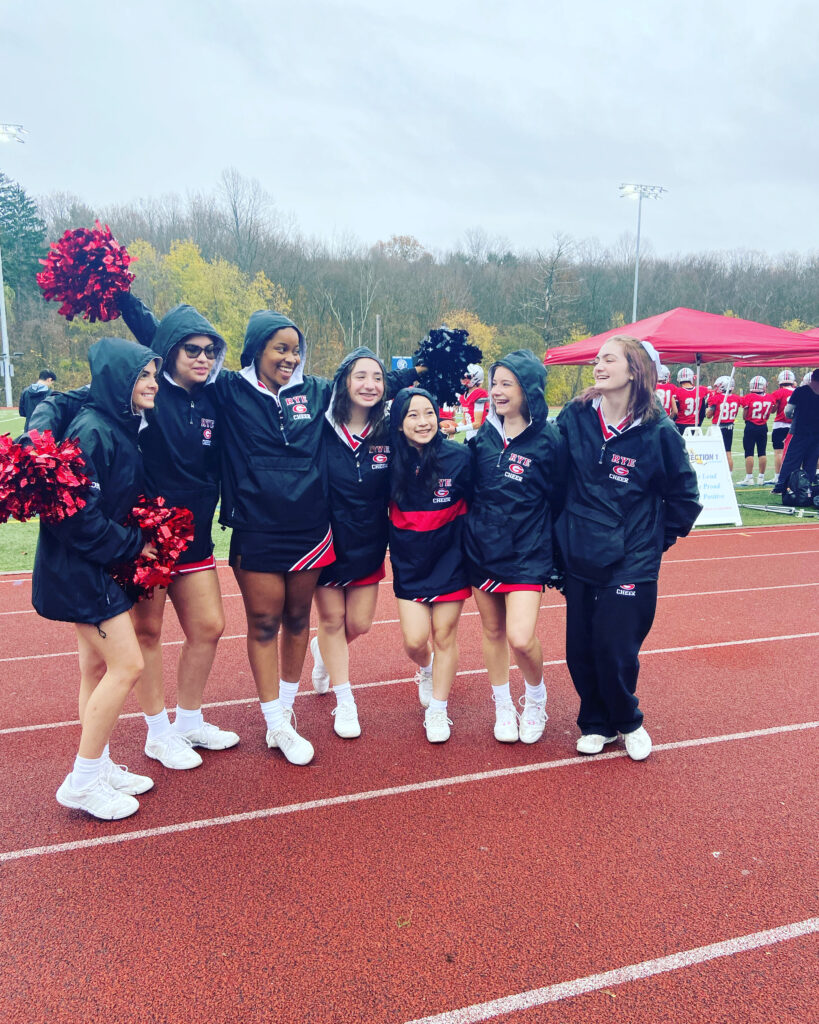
left=504, top=453, right=531, bottom=482
left=200, top=417, right=214, bottom=447
left=616, top=583, right=636, bottom=597
left=433, top=479, right=453, bottom=504
left=434, top=488, right=450, bottom=498
left=509, top=464, right=524, bottom=475
left=373, top=454, right=388, bottom=464
left=609, top=453, right=636, bottom=484
left=285, top=395, right=311, bottom=420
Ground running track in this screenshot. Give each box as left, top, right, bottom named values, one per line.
left=0, top=525, right=817, bottom=1022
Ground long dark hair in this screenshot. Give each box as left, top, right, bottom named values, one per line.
left=390, top=395, right=444, bottom=505
left=578, top=335, right=660, bottom=421
left=331, top=357, right=388, bottom=443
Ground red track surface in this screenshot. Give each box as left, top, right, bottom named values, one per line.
left=0, top=524, right=817, bottom=1023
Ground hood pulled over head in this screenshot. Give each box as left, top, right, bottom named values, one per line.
left=389, top=386, right=441, bottom=446
left=152, top=304, right=226, bottom=381
left=87, top=337, right=162, bottom=423
left=326, top=346, right=388, bottom=426
left=488, top=349, right=548, bottom=430
left=241, top=311, right=305, bottom=370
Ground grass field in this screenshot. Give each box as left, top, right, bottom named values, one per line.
left=1, top=408, right=812, bottom=573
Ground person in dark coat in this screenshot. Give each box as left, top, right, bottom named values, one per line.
left=18, top=368, right=56, bottom=428
left=388, top=386, right=472, bottom=744
left=310, top=348, right=398, bottom=740
left=32, top=338, right=162, bottom=820
left=464, top=350, right=565, bottom=746
left=556, top=335, right=701, bottom=762
left=771, top=368, right=819, bottom=495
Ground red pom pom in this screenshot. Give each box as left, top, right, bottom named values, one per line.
left=111, top=495, right=195, bottom=600
left=36, top=221, right=136, bottom=322
left=0, top=430, right=91, bottom=524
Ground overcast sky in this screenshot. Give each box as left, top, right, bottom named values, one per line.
left=3, top=0, right=818, bottom=258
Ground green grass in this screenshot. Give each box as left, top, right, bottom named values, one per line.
left=0, top=416, right=812, bottom=574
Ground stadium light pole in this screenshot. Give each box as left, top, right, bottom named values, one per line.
left=0, top=124, right=29, bottom=407
left=619, top=182, right=667, bottom=324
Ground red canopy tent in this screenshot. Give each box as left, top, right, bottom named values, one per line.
left=542, top=308, right=819, bottom=366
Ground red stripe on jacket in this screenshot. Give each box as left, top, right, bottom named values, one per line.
left=388, top=499, right=467, bottom=532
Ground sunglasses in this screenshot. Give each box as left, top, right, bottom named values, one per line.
left=181, top=342, right=217, bottom=360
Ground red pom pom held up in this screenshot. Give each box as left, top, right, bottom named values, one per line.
left=0, top=430, right=91, bottom=525
left=111, top=496, right=195, bottom=600
left=36, top=221, right=136, bottom=322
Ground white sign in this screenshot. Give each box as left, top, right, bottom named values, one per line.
left=683, top=426, right=742, bottom=527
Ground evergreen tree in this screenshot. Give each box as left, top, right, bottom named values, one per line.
left=0, top=172, right=47, bottom=297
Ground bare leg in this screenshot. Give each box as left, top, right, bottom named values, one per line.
left=504, top=591, right=544, bottom=686
left=75, top=613, right=144, bottom=759
left=428, top=601, right=465, bottom=700
left=280, top=569, right=321, bottom=682
left=233, top=566, right=286, bottom=702
left=314, top=583, right=379, bottom=687
left=168, top=569, right=225, bottom=710
left=396, top=599, right=433, bottom=671
left=131, top=586, right=170, bottom=717
left=473, top=588, right=510, bottom=687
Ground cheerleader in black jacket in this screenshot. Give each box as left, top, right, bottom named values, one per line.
left=310, top=348, right=391, bottom=741
left=388, top=387, right=472, bottom=743
left=464, top=350, right=565, bottom=746
left=33, top=338, right=161, bottom=820
left=555, top=336, right=701, bottom=761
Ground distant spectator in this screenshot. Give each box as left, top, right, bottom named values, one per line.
left=18, top=369, right=57, bottom=428
left=772, top=368, right=819, bottom=495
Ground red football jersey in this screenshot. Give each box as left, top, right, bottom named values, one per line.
left=458, top=387, right=489, bottom=426
left=768, top=386, right=795, bottom=426
left=656, top=382, right=676, bottom=415
left=739, top=392, right=777, bottom=426
left=674, top=385, right=706, bottom=426
left=708, top=391, right=740, bottom=425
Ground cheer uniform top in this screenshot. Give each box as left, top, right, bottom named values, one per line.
left=32, top=339, right=161, bottom=625
left=465, top=350, right=565, bottom=590
left=555, top=398, right=701, bottom=586
left=388, top=387, right=472, bottom=602
left=117, top=294, right=227, bottom=565
left=318, top=346, right=417, bottom=587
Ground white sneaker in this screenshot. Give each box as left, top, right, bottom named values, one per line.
left=518, top=695, right=548, bottom=744
left=102, top=758, right=154, bottom=795
left=311, top=636, right=330, bottom=694
left=178, top=720, right=240, bottom=750
left=576, top=733, right=617, bottom=755
left=424, top=707, right=452, bottom=743
left=757, top=474, right=766, bottom=485
left=332, top=702, right=361, bottom=739
left=738, top=475, right=754, bottom=486
left=266, top=707, right=294, bottom=749
left=622, top=725, right=652, bottom=761
left=415, top=666, right=433, bottom=708
left=493, top=697, right=519, bottom=743
left=266, top=718, right=315, bottom=765
left=56, top=773, right=140, bottom=820
left=144, top=731, right=203, bottom=770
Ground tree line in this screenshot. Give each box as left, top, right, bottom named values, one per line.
left=2, top=168, right=817, bottom=404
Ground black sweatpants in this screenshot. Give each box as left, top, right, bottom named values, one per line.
left=565, top=576, right=658, bottom=736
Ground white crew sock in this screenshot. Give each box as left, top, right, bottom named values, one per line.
left=278, top=680, right=299, bottom=709
left=174, top=706, right=203, bottom=733
left=429, top=697, right=448, bottom=712
left=420, top=653, right=433, bottom=675
left=492, top=682, right=512, bottom=704
left=144, top=708, right=172, bottom=740
left=260, top=698, right=285, bottom=732
left=333, top=682, right=355, bottom=706
left=71, top=753, right=104, bottom=790
left=524, top=679, right=547, bottom=703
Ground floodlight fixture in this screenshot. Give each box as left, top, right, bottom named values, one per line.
left=618, top=182, right=668, bottom=322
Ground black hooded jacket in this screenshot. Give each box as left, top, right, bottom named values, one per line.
left=319, top=347, right=418, bottom=584
left=30, top=293, right=227, bottom=564
left=464, top=350, right=565, bottom=586
left=118, top=292, right=226, bottom=562
left=388, top=387, right=472, bottom=600
left=32, top=338, right=161, bottom=624
left=555, top=397, right=702, bottom=586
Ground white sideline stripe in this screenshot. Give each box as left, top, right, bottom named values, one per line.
left=0, top=720, right=816, bottom=864
left=4, top=578, right=819, bottom=620
left=3, top=631, right=819, bottom=736
left=403, top=918, right=819, bottom=1024
left=669, top=549, right=819, bottom=564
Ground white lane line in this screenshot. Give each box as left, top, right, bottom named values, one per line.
left=403, top=918, right=819, bottom=1024
left=668, top=549, right=819, bottom=564
left=3, top=631, right=819, bottom=736
left=0, top=720, right=816, bottom=863
left=2, top=579, right=818, bottom=620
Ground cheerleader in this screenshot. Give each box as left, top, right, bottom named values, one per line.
left=388, top=387, right=472, bottom=743
left=309, top=347, right=415, bottom=738
left=464, top=351, right=565, bottom=744
left=556, top=336, right=700, bottom=761
left=33, top=338, right=162, bottom=820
